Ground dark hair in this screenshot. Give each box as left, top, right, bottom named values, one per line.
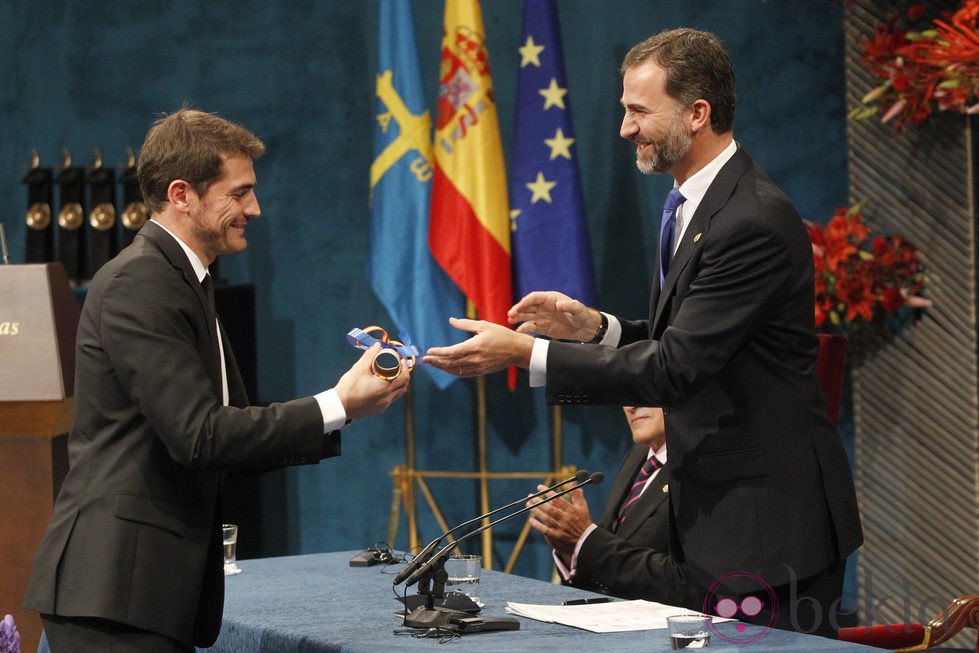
left=137, top=107, right=266, bottom=213
left=621, top=28, right=736, bottom=134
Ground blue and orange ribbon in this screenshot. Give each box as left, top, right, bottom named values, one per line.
left=346, top=325, right=419, bottom=369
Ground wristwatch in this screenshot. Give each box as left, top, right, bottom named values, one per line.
left=588, top=312, right=608, bottom=344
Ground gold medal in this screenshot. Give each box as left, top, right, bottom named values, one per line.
left=26, top=202, right=51, bottom=230
left=58, top=202, right=84, bottom=230
left=90, top=202, right=116, bottom=231
left=371, top=349, right=402, bottom=381
left=122, top=201, right=148, bottom=230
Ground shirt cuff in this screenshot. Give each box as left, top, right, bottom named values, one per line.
left=315, top=388, right=348, bottom=433
left=569, top=523, right=599, bottom=576
left=529, top=338, right=549, bottom=387
left=599, top=312, right=622, bottom=346
left=529, top=313, right=621, bottom=388
left=552, top=548, right=573, bottom=582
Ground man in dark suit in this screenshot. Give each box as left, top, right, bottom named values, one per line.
left=527, top=406, right=699, bottom=609
left=424, top=28, right=862, bottom=637
left=23, top=108, right=411, bottom=652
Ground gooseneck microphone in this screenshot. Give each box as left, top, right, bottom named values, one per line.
left=402, top=471, right=605, bottom=589
left=392, top=469, right=589, bottom=586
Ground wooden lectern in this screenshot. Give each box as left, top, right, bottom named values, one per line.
left=0, top=263, right=78, bottom=652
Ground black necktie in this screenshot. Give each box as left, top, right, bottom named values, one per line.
left=201, top=273, right=217, bottom=319
left=201, top=273, right=229, bottom=405
left=616, top=455, right=662, bottom=529
left=659, top=188, right=686, bottom=286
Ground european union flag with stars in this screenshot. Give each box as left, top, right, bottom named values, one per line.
left=509, top=0, right=597, bottom=306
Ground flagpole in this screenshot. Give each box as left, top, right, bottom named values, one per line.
left=404, top=384, right=419, bottom=553
left=468, top=300, right=492, bottom=569
left=371, top=0, right=467, bottom=556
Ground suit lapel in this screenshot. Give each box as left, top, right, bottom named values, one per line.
left=138, top=221, right=225, bottom=398
left=598, top=445, right=648, bottom=530
left=650, top=147, right=754, bottom=331
left=616, top=469, right=669, bottom=540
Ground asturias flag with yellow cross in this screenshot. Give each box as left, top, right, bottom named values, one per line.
left=369, top=0, right=465, bottom=389
left=428, top=0, right=512, bottom=330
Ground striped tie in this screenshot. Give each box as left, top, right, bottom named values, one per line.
left=616, top=456, right=662, bottom=529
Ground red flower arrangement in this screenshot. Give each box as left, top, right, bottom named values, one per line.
left=806, top=203, right=930, bottom=332
left=852, top=0, right=979, bottom=129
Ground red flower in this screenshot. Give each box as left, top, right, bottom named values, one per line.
left=855, top=0, right=979, bottom=130
left=809, top=203, right=930, bottom=332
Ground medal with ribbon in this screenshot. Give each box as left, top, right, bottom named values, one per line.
left=22, top=149, right=54, bottom=263
left=87, top=149, right=117, bottom=276
left=347, top=326, right=419, bottom=381
left=56, top=149, right=88, bottom=282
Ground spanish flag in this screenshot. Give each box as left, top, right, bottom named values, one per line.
left=428, top=0, right=512, bottom=330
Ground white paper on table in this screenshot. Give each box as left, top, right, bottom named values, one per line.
left=504, top=599, right=732, bottom=634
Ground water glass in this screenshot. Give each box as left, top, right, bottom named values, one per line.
left=223, top=523, right=242, bottom=575
left=443, top=554, right=481, bottom=602
left=667, top=614, right=711, bottom=649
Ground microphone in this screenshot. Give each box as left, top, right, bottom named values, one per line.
left=403, top=471, right=605, bottom=588
left=392, top=469, right=590, bottom=586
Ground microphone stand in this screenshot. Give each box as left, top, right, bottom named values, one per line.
left=393, top=470, right=588, bottom=586
left=402, top=472, right=604, bottom=629
left=0, top=223, right=8, bottom=264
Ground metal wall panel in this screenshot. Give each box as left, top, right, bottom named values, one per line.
left=844, top=2, right=979, bottom=642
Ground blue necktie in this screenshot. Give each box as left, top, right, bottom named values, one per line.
left=659, top=188, right=686, bottom=286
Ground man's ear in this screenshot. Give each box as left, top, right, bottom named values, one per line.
left=167, top=179, right=193, bottom=212
left=689, top=98, right=712, bottom=134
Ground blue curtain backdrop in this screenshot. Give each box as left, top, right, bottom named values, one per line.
left=0, top=0, right=848, bottom=591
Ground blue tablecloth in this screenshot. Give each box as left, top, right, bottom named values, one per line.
left=193, top=551, right=884, bottom=652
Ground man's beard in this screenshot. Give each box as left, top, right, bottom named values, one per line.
left=636, top=119, right=691, bottom=175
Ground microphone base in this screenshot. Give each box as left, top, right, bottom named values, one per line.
left=404, top=605, right=470, bottom=629
left=401, top=590, right=480, bottom=614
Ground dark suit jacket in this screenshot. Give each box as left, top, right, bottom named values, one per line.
left=546, top=147, right=863, bottom=593
left=24, top=221, right=340, bottom=647
left=572, top=444, right=700, bottom=609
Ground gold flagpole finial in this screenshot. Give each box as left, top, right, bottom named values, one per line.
left=92, top=148, right=103, bottom=170
left=61, top=148, right=72, bottom=170
left=29, top=148, right=40, bottom=170
left=126, top=147, right=135, bottom=169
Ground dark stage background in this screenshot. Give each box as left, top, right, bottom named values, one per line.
left=0, top=0, right=849, bottom=590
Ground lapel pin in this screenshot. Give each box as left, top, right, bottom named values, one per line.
left=693, top=233, right=702, bottom=243
left=662, top=484, right=669, bottom=493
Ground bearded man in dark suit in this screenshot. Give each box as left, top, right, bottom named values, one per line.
left=24, top=108, right=410, bottom=652
left=425, top=28, right=862, bottom=637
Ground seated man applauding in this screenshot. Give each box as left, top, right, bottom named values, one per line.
left=527, top=406, right=700, bottom=609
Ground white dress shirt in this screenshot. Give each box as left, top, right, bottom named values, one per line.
left=528, top=141, right=738, bottom=387
left=151, top=220, right=347, bottom=432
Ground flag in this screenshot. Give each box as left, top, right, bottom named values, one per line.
left=509, top=0, right=597, bottom=305
left=428, top=0, right=512, bottom=329
left=370, top=0, right=465, bottom=389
